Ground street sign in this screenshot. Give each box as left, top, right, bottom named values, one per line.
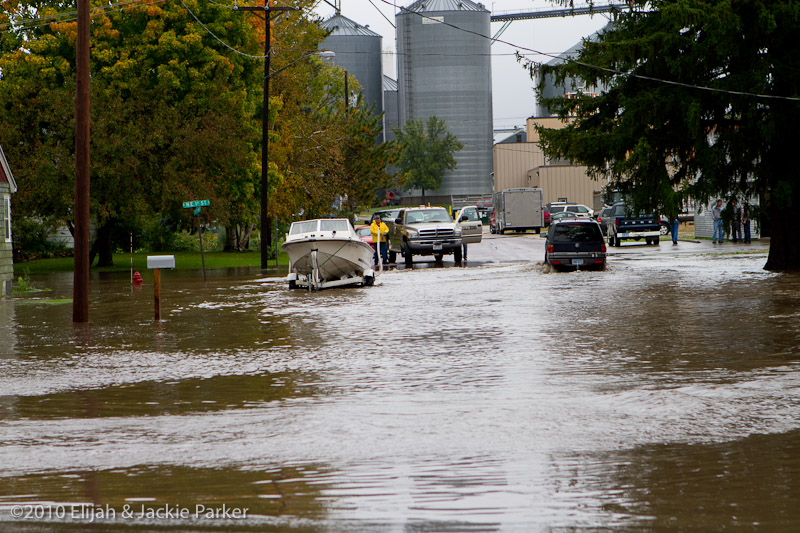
left=183, top=200, right=210, bottom=208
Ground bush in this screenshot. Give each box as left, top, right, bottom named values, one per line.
left=139, top=218, right=178, bottom=252
left=11, top=217, right=69, bottom=261
left=169, top=229, right=219, bottom=252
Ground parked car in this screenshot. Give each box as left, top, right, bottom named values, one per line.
left=595, top=205, right=613, bottom=235
left=545, top=219, right=607, bottom=271
left=550, top=211, right=580, bottom=223
left=548, top=202, right=594, bottom=218
left=354, top=225, right=373, bottom=244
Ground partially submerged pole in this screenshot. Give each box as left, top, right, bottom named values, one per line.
left=153, top=268, right=161, bottom=320
left=73, top=0, right=90, bottom=323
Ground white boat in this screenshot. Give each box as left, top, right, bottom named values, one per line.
left=282, top=218, right=376, bottom=290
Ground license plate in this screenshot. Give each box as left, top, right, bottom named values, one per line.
left=572, top=258, right=584, bottom=265
left=433, top=243, right=443, bottom=251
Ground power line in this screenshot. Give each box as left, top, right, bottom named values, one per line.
left=0, top=0, right=167, bottom=34
left=380, top=0, right=800, bottom=103
left=177, top=0, right=266, bottom=58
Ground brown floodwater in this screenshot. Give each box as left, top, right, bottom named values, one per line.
left=1, top=249, right=800, bottom=530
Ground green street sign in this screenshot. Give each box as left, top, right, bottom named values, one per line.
left=183, top=200, right=210, bottom=208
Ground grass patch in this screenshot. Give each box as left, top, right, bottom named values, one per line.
left=15, top=251, right=290, bottom=275
left=15, top=298, right=72, bottom=305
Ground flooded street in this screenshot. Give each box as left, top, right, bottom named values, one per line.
left=2, top=237, right=800, bottom=530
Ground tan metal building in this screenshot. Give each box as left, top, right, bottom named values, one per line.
left=492, top=117, right=607, bottom=208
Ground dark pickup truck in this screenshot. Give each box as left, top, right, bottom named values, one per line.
left=605, top=202, right=661, bottom=246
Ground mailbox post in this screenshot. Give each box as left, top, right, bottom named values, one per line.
left=147, top=255, right=175, bottom=320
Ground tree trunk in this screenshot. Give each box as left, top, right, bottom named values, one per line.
left=89, top=221, right=115, bottom=268
left=223, top=226, right=236, bottom=252
left=764, top=192, right=800, bottom=271
left=763, top=99, right=800, bottom=271
left=241, top=224, right=253, bottom=251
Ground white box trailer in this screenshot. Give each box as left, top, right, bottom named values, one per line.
left=494, top=188, right=544, bottom=234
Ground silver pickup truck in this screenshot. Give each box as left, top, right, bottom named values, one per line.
left=388, top=206, right=463, bottom=267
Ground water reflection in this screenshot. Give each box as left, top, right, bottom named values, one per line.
left=0, top=372, right=314, bottom=420
left=1, top=253, right=800, bottom=528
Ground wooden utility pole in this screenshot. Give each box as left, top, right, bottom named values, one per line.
left=73, top=0, right=90, bottom=323
left=234, top=0, right=296, bottom=270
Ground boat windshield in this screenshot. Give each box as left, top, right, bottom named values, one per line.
left=290, top=221, right=318, bottom=235
left=320, top=220, right=351, bottom=232
left=405, top=209, right=451, bottom=224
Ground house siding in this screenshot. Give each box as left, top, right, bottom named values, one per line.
left=0, top=185, right=12, bottom=285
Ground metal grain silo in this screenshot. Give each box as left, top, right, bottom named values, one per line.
left=535, top=26, right=610, bottom=117
left=396, top=0, right=493, bottom=196
left=320, top=14, right=384, bottom=132
left=383, top=75, right=399, bottom=142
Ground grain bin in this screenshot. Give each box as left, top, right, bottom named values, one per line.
left=396, top=0, right=493, bottom=196
left=321, top=13, right=384, bottom=128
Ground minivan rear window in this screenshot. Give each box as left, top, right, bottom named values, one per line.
left=551, top=223, right=603, bottom=243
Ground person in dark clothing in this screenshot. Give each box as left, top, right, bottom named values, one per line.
left=742, top=204, right=751, bottom=243
left=731, top=199, right=742, bottom=242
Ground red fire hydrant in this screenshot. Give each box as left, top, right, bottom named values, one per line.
left=133, top=271, right=143, bottom=286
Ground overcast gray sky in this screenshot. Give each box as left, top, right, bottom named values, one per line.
left=312, top=0, right=612, bottom=132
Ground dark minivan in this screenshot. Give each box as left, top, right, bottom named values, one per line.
left=545, top=219, right=607, bottom=271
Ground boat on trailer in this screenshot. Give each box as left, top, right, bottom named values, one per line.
left=282, top=218, right=376, bottom=290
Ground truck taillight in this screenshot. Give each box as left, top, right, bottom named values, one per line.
left=601, top=243, right=607, bottom=253
left=615, top=217, right=620, bottom=226
left=547, top=244, right=553, bottom=253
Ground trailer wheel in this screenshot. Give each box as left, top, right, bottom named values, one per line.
left=499, top=228, right=505, bottom=235
left=288, top=280, right=297, bottom=290
left=653, top=237, right=660, bottom=245
left=363, top=275, right=374, bottom=287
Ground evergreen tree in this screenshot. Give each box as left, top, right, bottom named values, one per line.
left=529, top=0, right=800, bottom=270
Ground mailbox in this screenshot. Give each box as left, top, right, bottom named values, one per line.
left=147, top=255, right=175, bottom=269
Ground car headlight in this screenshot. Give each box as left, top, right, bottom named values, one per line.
left=454, top=227, right=462, bottom=237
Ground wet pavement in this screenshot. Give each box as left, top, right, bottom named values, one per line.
left=2, top=235, right=800, bottom=530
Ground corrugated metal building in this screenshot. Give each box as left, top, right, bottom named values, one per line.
left=492, top=117, right=606, bottom=207
left=493, top=142, right=542, bottom=192
left=535, top=27, right=609, bottom=117
left=383, top=75, right=399, bottom=142
left=396, top=0, right=493, bottom=196
left=321, top=13, right=385, bottom=137
left=694, top=199, right=760, bottom=240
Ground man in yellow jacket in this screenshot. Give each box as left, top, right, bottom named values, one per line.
left=370, top=216, right=389, bottom=267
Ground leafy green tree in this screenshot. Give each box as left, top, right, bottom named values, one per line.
left=529, top=0, right=800, bottom=270
left=0, top=0, right=261, bottom=265
left=393, top=116, right=463, bottom=199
